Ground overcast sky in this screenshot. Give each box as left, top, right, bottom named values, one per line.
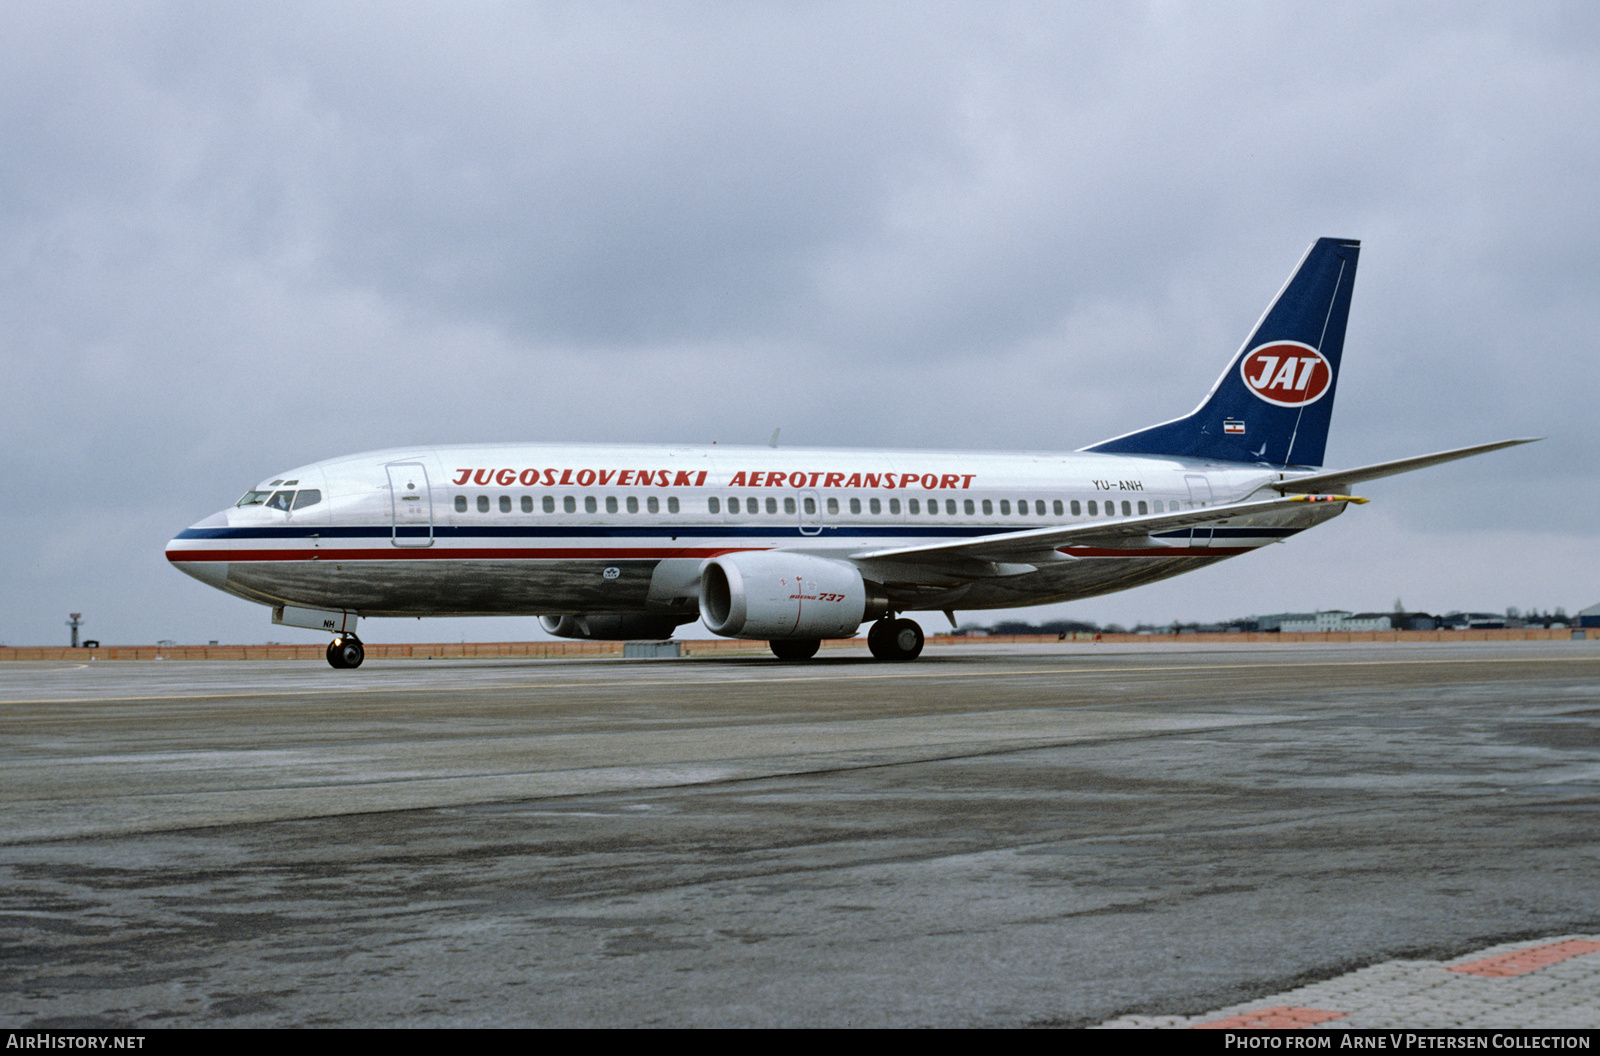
left=4, top=1, right=1596, bottom=646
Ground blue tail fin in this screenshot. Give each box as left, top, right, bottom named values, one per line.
left=1085, top=237, right=1361, bottom=467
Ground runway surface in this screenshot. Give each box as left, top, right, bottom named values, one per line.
left=2, top=641, right=1598, bottom=1027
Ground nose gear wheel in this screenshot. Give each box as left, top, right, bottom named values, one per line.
left=326, top=635, right=365, bottom=669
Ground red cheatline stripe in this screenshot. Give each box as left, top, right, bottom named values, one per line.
left=1061, top=546, right=1252, bottom=557
left=1192, top=1006, right=1347, bottom=1029
left=1448, top=939, right=1600, bottom=978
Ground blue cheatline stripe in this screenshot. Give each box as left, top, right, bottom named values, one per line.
left=176, top=524, right=1302, bottom=542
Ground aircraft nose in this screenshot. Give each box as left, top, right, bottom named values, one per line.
left=166, top=510, right=232, bottom=591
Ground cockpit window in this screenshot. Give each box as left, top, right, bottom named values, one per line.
left=238, top=487, right=319, bottom=510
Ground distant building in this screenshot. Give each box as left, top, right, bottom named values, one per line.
left=1579, top=604, right=1600, bottom=629
left=1278, top=611, right=1394, bottom=633
left=1279, top=611, right=1351, bottom=632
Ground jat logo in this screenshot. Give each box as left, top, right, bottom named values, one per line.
left=1239, top=341, right=1331, bottom=407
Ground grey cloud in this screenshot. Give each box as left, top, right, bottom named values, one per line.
left=2, top=2, right=1596, bottom=646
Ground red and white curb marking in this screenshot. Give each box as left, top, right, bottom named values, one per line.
left=1095, top=935, right=1600, bottom=1029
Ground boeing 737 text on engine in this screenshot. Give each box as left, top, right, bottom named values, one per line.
left=167, top=238, right=1535, bottom=667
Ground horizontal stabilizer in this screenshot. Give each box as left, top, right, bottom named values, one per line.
left=1270, top=438, right=1540, bottom=494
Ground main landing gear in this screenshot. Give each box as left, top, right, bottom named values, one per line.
left=867, top=617, right=924, bottom=662
left=326, top=634, right=365, bottom=669
left=768, top=618, right=926, bottom=662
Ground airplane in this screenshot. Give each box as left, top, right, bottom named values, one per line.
left=166, top=237, right=1536, bottom=668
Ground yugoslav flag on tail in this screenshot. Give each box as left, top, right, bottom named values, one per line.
left=1086, top=237, right=1361, bottom=468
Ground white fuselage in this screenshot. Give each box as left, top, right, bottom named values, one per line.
left=166, top=442, right=1338, bottom=621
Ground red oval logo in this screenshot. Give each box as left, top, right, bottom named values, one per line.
left=1239, top=341, right=1331, bottom=407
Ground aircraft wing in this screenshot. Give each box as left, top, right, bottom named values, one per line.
left=849, top=494, right=1359, bottom=567
left=1269, top=438, right=1540, bottom=494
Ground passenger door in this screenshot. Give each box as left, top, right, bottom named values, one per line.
left=1184, top=474, right=1213, bottom=548
left=386, top=462, right=434, bottom=547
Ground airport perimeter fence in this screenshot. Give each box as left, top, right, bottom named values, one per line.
left=0, top=626, right=1591, bottom=661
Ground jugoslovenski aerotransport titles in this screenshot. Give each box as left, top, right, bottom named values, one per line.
left=167, top=238, right=1536, bottom=667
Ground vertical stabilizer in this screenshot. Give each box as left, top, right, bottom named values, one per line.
left=1085, top=237, right=1361, bottom=467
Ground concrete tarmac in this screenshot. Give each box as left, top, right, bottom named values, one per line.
left=2, top=641, right=1598, bottom=1027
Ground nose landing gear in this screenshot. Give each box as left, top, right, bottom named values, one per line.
left=867, top=617, right=924, bottom=661
left=326, top=635, right=365, bottom=669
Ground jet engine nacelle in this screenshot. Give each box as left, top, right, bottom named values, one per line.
left=539, top=614, right=686, bottom=640
left=700, top=551, right=879, bottom=639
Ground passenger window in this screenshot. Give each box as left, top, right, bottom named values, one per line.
left=728, top=497, right=740, bottom=514
left=827, top=498, right=839, bottom=515
left=888, top=498, right=900, bottom=515
left=964, top=499, right=974, bottom=515
left=1121, top=501, right=1131, bottom=516
left=499, top=495, right=511, bottom=513
left=945, top=499, right=956, bottom=515
left=1000, top=499, right=1011, bottom=515
left=1053, top=500, right=1063, bottom=516
left=1018, top=500, right=1028, bottom=517
left=647, top=496, right=659, bottom=514
left=1137, top=500, right=1148, bottom=515
left=803, top=497, right=815, bottom=514
left=477, top=495, right=490, bottom=513
left=627, top=496, right=639, bottom=514
left=667, top=497, right=679, bottom=514
left=982, top=499, right=992, bottom=515
left=585, top=496, right=597, bottom=514
left=292, top=489, right=321, bottom=509
left=785, top=497, right=797, bottom=514
left=909, top=499, right=920, bottom=514
left=543, top=495, right=555, bottom=513
left=1036, top=500, right=1046, bottom=516
left=605, top=496, right=618, bottom=514
left=767, top=497, right=778, bottom=515
left=869, top=498, right=881, bottom=515
left=849, top=498, right=861, bottom=514
left=521, top=495, right=533, bottom=513
left=708, top=497, right=721, bottom=514
left=455, top=495, right=467, bottom=513
left=1087, top=500, right=1097, bottom=515
left=1071, top=500, right=1081, bottom=516
left=564, top=496, right=577, bottom=513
